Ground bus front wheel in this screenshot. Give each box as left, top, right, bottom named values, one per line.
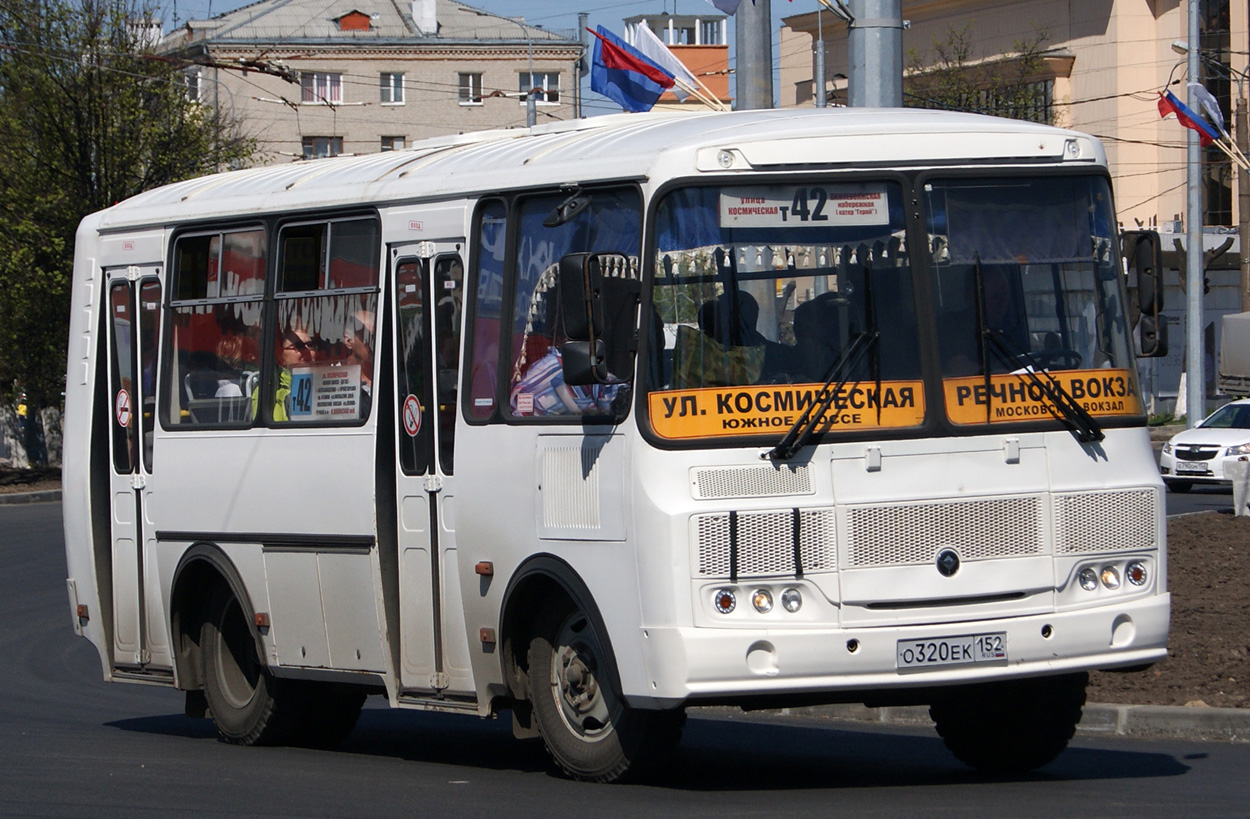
left=200, top=588, right=302, bottom=745
left=527, top=603, right=682, bottom=783
left=929, top=672, right=1087, bottom=775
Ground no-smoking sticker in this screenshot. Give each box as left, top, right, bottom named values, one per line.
left=402, top=394, right=422, bottom=437
left=115, top=389, right=131, bottom=428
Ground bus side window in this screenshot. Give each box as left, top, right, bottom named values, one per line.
left=506, top=189, right=641, bottom=419
left=271, top=217, right=380, bottom=425
left=466, top=200, right=507, bottom=421
left=164, top=229, right=265, bottom=428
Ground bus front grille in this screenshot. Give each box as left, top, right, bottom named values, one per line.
left=846, top=496, right=1044, bottom=568
left=694, top=509, right=836, bottom=577
left=1054, top=489, right=1157, bottom=554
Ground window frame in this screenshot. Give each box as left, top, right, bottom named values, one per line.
left=518, top=71, right=560, bottom=105
left=379, top=72, right=405, bottom=105
left=459, top=72, right=483, bottom=106
left=302, top=136, right=343, bottom=160
left=301, top=72, right=343, bottom=105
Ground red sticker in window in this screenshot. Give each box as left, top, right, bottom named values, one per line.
left=402, top=394, right=422, bottom=437
left=115, top=389, right=132, bottom=428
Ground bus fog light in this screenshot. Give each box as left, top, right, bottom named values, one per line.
left=751, top=589, right=773, bottom=613
left=1100, top=566, right=1121, bottom=589
left=1126, top=561, right=1148, bottom=586
left=1078, top=567, right=1098, bottom=591
left=713, top=589, right=736, bottom=614
left=781, top=588, right=802, bottom=613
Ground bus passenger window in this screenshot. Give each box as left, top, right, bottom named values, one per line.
left=271, top=217, right=379, bottom=425
left=164, top=228, right=265, bottom=428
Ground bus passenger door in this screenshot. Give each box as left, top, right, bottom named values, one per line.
left=104, top=269, right=166, bottom=670
left=391, top=243, right=474, bottom=696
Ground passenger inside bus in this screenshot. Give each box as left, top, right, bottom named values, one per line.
left=261, top=322, right=318, bottom=422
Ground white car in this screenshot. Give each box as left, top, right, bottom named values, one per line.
left=1159, top=398, right=1250, bottom=491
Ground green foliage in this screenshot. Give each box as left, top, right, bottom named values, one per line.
left=905, top=23, right=1056, bottom=125
left=0, top=0, right=254, bottom=412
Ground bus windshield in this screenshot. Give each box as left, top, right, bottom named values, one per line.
left=644, top=174, right=1139, bottom=443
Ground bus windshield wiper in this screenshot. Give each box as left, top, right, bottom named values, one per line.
left=767, top=330, right=878, bottom=461
left=983, top=331, right=1105, bottom=443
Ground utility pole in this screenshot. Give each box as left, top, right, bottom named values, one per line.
left=847, top=0, right=902, bottom=107
left=1239, top=95, right=1250, bottom=311
left=814, top=8, right=826, bottom=107
left=1185, top=0, right=1204, bottom=425
left=734, top=0, right=772, bottom=109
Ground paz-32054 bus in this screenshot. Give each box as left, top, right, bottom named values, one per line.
left=63, top=108, right=1169, bottom=782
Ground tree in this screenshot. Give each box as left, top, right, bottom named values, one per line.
left=905, top=24, right=1056, bottom=126
left=0, top=0, right=254, bottom=460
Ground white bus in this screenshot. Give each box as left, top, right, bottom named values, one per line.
left=63, top=108, right=1169, bottom=782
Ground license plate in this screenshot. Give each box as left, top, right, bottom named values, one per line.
left=1174, top=461, right=1209, bottom=474
left=897, top=632, right=1007, bottom=672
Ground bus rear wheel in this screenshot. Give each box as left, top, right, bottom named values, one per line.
left=200, top=588, right=303, bottom=746
left=929, top=672, right=1087, bottom=775
left=528, top=603, right=682, bottom=783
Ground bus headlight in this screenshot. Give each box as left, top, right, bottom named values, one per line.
left=1126, top=561, right=1148, bottom=586
left=1100, top=566, right=1121, bottom=589
left=751, top=589, right=773, bottom=613
left=713, top=589, right=736, bottom=614
left=1078, top=567, right=1099, bottom=591
left=781, top=588, right=803, bottom=613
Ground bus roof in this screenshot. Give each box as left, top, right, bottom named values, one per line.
left=93, top=108, right=1105, bottom=232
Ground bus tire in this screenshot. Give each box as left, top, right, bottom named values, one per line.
left=528, top=603, right=682, bottom=783
left=929, top=672, right=1087, bottom=775
left=200, top=587, right=304, bottom=746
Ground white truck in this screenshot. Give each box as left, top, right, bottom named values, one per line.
left=1219, top=311, right=1250, bottom=398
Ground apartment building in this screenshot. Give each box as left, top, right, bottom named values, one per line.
left=162, top=0, right=583, bottom=163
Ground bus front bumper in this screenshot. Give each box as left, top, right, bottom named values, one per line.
left=628, top=593, right=1170, bottom=708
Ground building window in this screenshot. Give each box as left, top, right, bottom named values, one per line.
left=380, top=72, right=404, bottom=104
left=381, top=136, right=405, bottom=152
left=302, top=136, right=343, bottom=159
left=301, top=72, right=342, bottom=104
left=459, top=72, right=483, bottom=105
left=519, top=72, right=560, bottom=104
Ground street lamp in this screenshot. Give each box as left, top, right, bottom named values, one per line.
left=474, top=10, right=536, bottom=127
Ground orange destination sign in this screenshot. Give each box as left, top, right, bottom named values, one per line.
left=944, top=369, right=1141, bottom=425
left=649, top=381, right=926, bottom=440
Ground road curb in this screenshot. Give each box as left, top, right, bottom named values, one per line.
left=717, top=701, right=1250, bottom=743
left=0, top=489, right=61, bottom=505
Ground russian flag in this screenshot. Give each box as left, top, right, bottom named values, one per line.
left=1158, top=89, right=1220, bottom=147
left=589, top=26, right=675, bottom=113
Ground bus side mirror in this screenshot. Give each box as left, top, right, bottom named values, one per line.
left=558, top=252, right=605, bottom=341
left=1121, top=229, right=1167, bottom=357
left=561, top=340, right=608, bottom=385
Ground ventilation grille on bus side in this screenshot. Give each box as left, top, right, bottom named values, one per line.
left=846, top=496, right=1044, bottom=568
left=542, top=446, right=600, bottom=529
left=692, top=465, right=812, bottom=500
left=1054, top=489, right=1156, bottom=554
left=694, top=509, right=835, bottom=577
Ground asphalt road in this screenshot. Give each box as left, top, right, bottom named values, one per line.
left=5, top=501, right=1250, bottom=818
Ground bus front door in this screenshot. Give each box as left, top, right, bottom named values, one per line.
left=104, top=269, right=166, bottom=670
left=391, top=243, right=474, bottom=697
